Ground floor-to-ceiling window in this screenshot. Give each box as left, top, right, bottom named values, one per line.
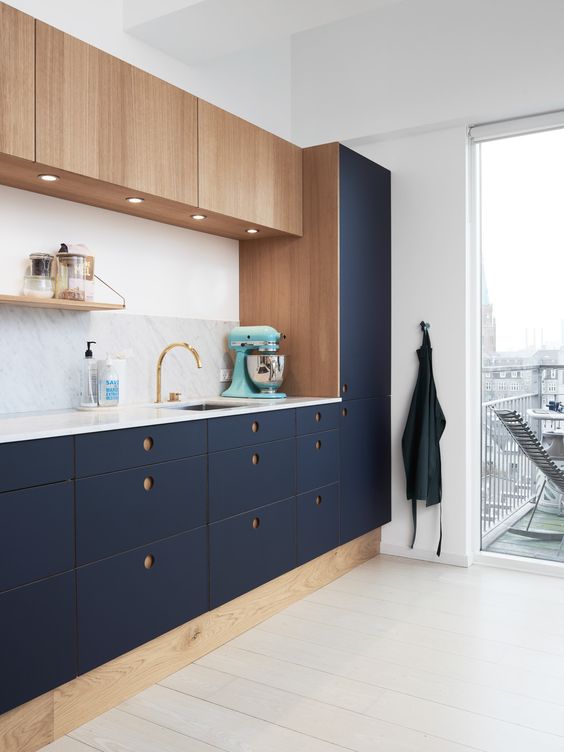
left=474, top=119, right=564, bottom=561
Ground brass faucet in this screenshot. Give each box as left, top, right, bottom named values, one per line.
left=155, top=342, right=202, bottom=403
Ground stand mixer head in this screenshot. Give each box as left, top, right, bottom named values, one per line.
left=222, top=325, right=287, bottom=399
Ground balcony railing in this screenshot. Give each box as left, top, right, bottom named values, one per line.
left=481, top=364, right=564, bottom=544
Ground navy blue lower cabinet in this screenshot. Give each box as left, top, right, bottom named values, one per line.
left=209, top=497, right=296, bottom=608
left=0, top=571, right=76, bottom=714
left=0, top=436, right=73, bottom=493
left=75, top=421, right=206, bottom=477
left=208, top=409, right=295, bottom=451
left=208, top=438, right=296, bottom=522
left=77, top=528, right=208, bottom=674
left=297, top=483, right=339, bottom=565
left=296, top=430, right=339, bottom=493
left=76, top=456, right=206, bottom=565
left=0, top=481, right=74, bottom=592
left=339, top=396, right=391, bottom=543
left=296, top=404, right=339, bottom=435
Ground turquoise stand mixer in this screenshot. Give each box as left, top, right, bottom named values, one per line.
left=222, top=325, right=287, bottom=399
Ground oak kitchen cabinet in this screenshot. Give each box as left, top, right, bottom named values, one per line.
left=198, top=100, right=303, bottom=235
left=0, top=3, right=34, bottom=160
left=35, top=22, right=199, bottom=205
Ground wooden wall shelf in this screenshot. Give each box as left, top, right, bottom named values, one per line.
left=0, top=294, right=124, bottom=312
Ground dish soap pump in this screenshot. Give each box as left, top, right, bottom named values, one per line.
left=99, top=354, right=120, bottom=407
left=80, top=341, right=98, bottom=408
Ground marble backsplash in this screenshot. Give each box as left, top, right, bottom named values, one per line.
left=0, top=306, right=237, bottom=414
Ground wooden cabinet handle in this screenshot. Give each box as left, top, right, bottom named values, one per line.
left=143, top=476, right=154, bottom=491
left=315, top=440, right=322, bottom=450
left=144, top=554, right=155, bottom=569
left=341, top=383, right=349, bottom=394
left=252, top=516, right=261, bottom=529
left=341, top=407, right=348, bottom=417
left=251, top=420, right=260, bottom=433
left=315, top=411, right=322, bottom=423
left=143, top=436, right=154, bottom=451
left=252, top=452, right=260, bottom=465
left=315, top=495, right=322, bottom=506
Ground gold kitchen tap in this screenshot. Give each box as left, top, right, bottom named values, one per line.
left=155, top=342, right=202, bottom=403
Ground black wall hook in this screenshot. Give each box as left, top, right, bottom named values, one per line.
left=420, top=321, right=431, bottom=331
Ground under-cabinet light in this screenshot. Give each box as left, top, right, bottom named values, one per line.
left=191, top=214, right=207, bottom=220
left=37, top=174, right=60, bottom=182
left=125, top=197, right=144, bottom=204
left=245, top=228, right=259, bottom=234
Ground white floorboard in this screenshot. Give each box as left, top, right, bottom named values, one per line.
left=40, top=555, right=564, bottom=752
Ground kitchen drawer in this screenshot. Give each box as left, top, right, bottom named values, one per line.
left=75, top=421, right=206, bottom=477
left=0, top=571, right=76, bottom=714
left=0, top=481, right=74, bottom=592
left=77, top=528, right=208, bottom=674
left=297, top=483, right=339, bottom=565
left=208, top=408, right=295, bottom=452
left=0, top=436, right=73, bottom=493
left=296, top=429, right=339, bottom=493
left=76, top=457, right=206, bottom=565
left=296, top=403, right=339, bottom=435
left=210, top=497, right=296, bottom=608
left=209, top=437, right=295, bottom=521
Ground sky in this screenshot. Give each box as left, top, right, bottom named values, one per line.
left=481, top=128, right=564, bottom=352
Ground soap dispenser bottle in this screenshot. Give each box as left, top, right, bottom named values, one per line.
left=80, top=340, right=98, bottom=408
left=99, top=354, right=120, bottom=407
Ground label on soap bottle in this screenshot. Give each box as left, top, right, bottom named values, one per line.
left=104, top=378, right=119, bottom=402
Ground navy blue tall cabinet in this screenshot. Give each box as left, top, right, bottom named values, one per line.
left=240, top=141, right=392, bottom=544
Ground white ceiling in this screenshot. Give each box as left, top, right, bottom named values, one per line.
left=123, top=0, right=402, bottom=65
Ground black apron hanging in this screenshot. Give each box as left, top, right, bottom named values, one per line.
left=401, top=322, right=446, bottom=556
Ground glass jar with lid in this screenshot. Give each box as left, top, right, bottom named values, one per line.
left=23, top=253, right=55, bottom=299
left=55, top=245, right=86, bottom=301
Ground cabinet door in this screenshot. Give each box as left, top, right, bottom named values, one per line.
left=0, top=572, right=76, bottom=714
left=36, top=23, right=198, bottom=204
left=209, top=497, right=296, bottom=608
left=297, top=483, right=339, bottom=565
left=76, top=457, right=206, bottom=565
left=0, top=4, right=34, bottom=160
left=0, top=482, right=74, bottom=592
left=198, top=100, right=302, bottom=235
left=339, top=145, right=391, bottom=400
left=296, top=429, right=339, bottom=493
left=77, top=528, right=208, bottom=674
left=209, top=437, right=296, bottom=522
left=340, top=396, right=390, bottom=543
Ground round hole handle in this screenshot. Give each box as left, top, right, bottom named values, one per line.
left=315, top=495, right=322, bottom=506
left=315, top=412, right=322, bottom=423
left=342, top=383, right=349, bottom=394
left=143, top=436, right=154, bottom=452
left=143, top=476, right=154, bottom=491
left=252, top=516, right=261, bottom=529
left=144, top=554, right=155, bottom=569
left=315, top=439, right=322, bottom=450
left=252, top=453, right=260, bottom=465
left=251, top=420, right=260, bottom=433
left=341, top=407, right=348, bottom=418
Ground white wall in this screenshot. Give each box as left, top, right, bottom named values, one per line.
left=292, top=0, right=564, bottom=146
left=353, top=127, right=470, bottom=565
left=0, top=186, right=238, bottom=321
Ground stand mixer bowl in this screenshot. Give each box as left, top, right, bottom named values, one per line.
left=246, top=354, right=287, bottom=394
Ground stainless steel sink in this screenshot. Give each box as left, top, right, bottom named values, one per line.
left=160, top=401, right=252, bottom=411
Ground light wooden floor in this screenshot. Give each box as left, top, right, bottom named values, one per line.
left=40, top=554, right=564, bottom=752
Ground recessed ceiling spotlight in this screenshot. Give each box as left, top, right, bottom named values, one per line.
left=245, top=228, right=259, bottom=234
left=191, top=214, right=207, bottom=220
left=37, top=174, right=60, bottom=182
left=125, top=196, right=144, bottom=204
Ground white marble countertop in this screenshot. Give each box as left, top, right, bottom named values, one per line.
left=0, top=396, right=342, bottom=444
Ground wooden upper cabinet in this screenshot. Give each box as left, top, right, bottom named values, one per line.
left=35, top=23, right=198, bottom=205
left=0, top=4, right=34, bottom=160
left=198, top=100, right=302, bottom=236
